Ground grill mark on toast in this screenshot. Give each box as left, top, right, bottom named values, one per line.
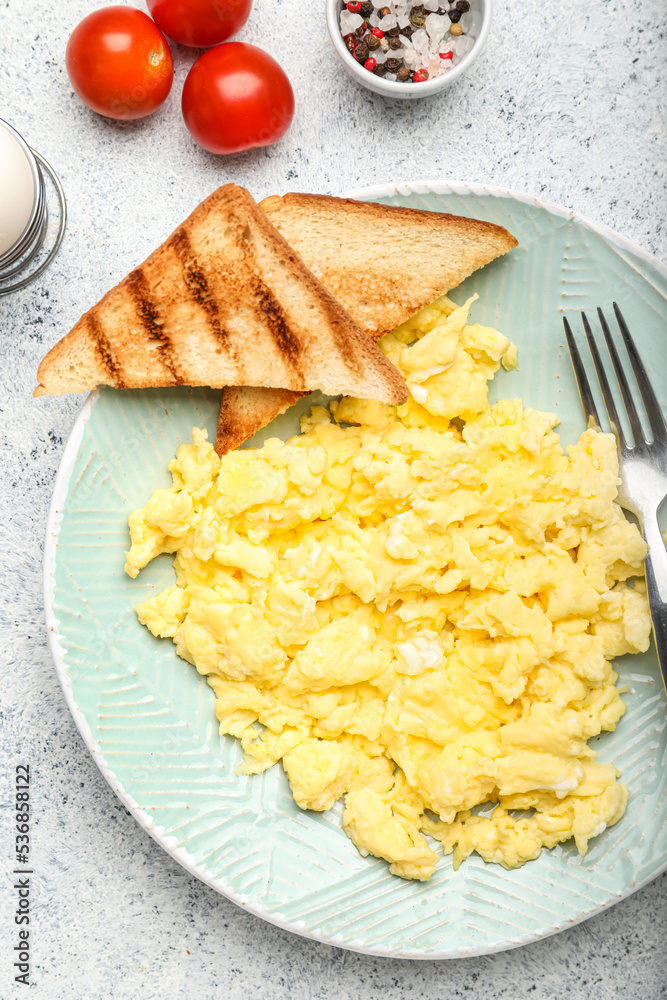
left=172, top=228, right=230, bottom=347
left=251, top=276, right=303, bottom=377
left=234, top=208, right=359, bottom=381
left=126, top=268, right=183, bottom=384
left=228, top=213, right=303, bottom=380
left=89, top=313, right=125, bottom=387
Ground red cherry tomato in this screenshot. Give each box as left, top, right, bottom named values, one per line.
left=146, top=0, right=253, bottom=48
left=66, top=6, right=173, bottom=120
left=181, top=43, right=295, bottom=155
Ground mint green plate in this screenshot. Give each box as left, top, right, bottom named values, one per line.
left=45, top=182, right=667, bottom=958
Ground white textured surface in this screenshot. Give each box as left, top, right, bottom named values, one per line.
left=0, top=0, right=665, bottom=996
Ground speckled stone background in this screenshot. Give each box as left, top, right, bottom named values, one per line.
left=1, top=0, right=666, bottom=996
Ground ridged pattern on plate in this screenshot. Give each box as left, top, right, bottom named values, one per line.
left=46, top=185, right=667, bottom=959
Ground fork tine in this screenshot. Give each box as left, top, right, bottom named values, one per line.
left=597, top=307, right=646, bottom=445
left=581, top=311, right=627, bottom=449
left=563, top=316, right=601, bottom=431
left=612, top=302, right=667, bottom=443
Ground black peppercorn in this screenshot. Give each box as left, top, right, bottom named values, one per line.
left=401, top=24, right=414, bottom=38
left=374, top=63, right=387, bottom=75
left=354, top=40, right=369, bottom=61
left=456, top=0, right=470, bottom=10
left=448, top=8, right=461, bottom=22
left=388, top=35, right=403, bottom=49
left=384, top=57, right=401, bottom=72
left=360, top=0, right=373, bottom=15
left=384, top=25, right=400, bottom=37
left=367, top=32, right=381, bottom=50
left=396, top=66, right=411, bottom=82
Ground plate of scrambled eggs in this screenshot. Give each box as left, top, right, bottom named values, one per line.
left=45, top=182, right=667, bottom=958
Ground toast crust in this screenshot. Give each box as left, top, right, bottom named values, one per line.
left=35, top=185, right=408, bottom=406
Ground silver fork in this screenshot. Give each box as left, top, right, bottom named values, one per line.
left=563, top=303, right=667, bottom=691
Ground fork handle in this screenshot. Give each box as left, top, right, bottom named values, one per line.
left=640, top=509, right=667, bottom=694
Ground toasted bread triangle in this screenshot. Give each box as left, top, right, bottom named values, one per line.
left=217, top=385, right=304, bottom=454
left=260, top=192, right=518, bottom=337
left=34, top=185, right=408, bottom=406
left=215, top=193, right=518, bottom=454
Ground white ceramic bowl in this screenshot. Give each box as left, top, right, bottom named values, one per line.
left=326, top=0, right=492, bottom=99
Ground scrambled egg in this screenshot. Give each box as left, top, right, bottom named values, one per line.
left=125, top=294, right=651, bottom=881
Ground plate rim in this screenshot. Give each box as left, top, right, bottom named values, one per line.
left=43, top=180, right=667, bottom=960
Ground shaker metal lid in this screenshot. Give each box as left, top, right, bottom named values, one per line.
left=0, top=119, right=38, bottom=261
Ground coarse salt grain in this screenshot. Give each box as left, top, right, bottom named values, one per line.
left=402, top=43, right=420, bottom=69
left=340, top=10, right=364, bottom=34
left=379, top=13, right=398, bottom=29
left=410, top=27, right=429, bottom=50
left=425, top=13, right=450, bottom=41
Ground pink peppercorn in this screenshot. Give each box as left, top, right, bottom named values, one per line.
left=440, top=50, right=453, bottom=59
left=413, top=69, right=429, bottom=82
left=346, top=2, right=362, bottom=12
left=364, top=57, right=378, bottom=72
left=370, top=26, right=384, bottom=38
